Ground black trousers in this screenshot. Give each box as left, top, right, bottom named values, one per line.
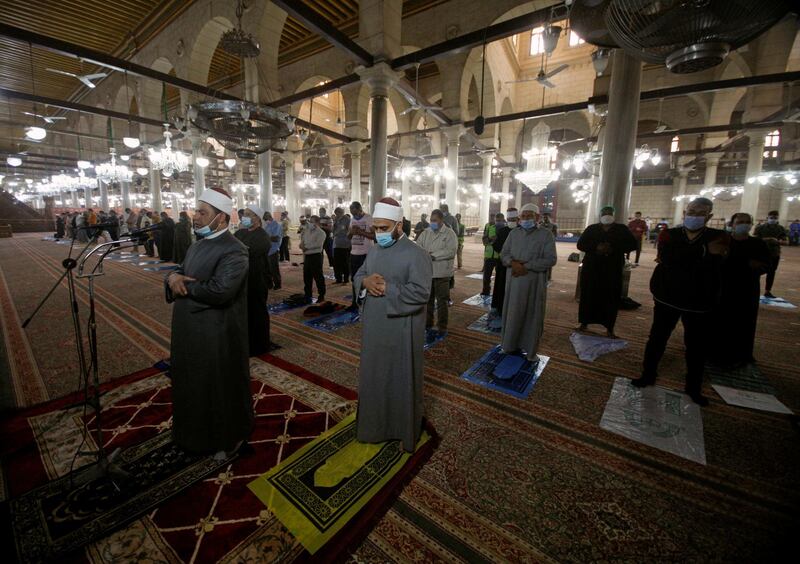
left=279, top=236, right=290, bottom=261
left=642, top=302, right=708, bottom=396
left=323, top=235, right=334, bottom=266
left=482, top=258, right=499, bottom=295
left=333, top=247, right=351, bottom=283
left=303, top=252, right=326, bottom=300
left=626, top=238, right=643, bottom=263
left=267, top=252, right=281, bottom=289
left=765, top=256, right=780, bottom=293
left=350, top=254, right=367, bottom=306
left=491, top=264, right=507, bottom=312
left=426, top=277, right=451, bottom=331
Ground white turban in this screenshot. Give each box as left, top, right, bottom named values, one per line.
left=506, top=210, right=519, bottom=219
left=521, top=203, right=539, bottom=214
left=246, top=204, right=264, bottom=219
left=373, top=200, right=403, bottom=222
left=198, top=188, right=233, bottom=215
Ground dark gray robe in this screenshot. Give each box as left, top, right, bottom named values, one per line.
left=353, top=235, right=432, bottom=452
left=167, top=230, right=253, bottom=453
left=500, top=226, right=557, bottom=360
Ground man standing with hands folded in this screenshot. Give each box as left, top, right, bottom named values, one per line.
left=353, top=198, right=432, bottom=453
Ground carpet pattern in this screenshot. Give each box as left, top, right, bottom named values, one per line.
left=1, top=234, right=799, bottom=561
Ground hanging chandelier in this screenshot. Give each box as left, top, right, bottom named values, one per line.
left=515, top=122, right=561, bottom=194
left=393, top=162, right=443, bottom=183
left=297, top=174, right=346, bottom=191
left=220, top=0, right=260, bottom=58
left=699, top=185, right=744, bottom=201
left=569, top=180, right=593, bottom=204
left=95, top=148, right=133, bottom=184
left=49, top=172, right=95, bottom=191
left=149, top=125, right=190, bottom=176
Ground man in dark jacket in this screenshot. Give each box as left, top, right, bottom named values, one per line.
left=633, top=197, right=729, bottom=406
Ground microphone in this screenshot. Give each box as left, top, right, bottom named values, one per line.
left=127, top=223, right=162, bottom=240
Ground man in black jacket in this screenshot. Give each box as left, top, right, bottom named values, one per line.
left=633, top=197, right=729, bottom=406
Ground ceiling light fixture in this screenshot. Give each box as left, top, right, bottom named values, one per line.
left=77, top=160, right=92, bottom=169
left=95, top=148, right=133, bottom=184
left=196, top=156, right=209, bottom=168
left=224, top=158, right=236, bottom=169
left=136, top=167, right=149, bottom=176
left=25, top=126, right=47, bottom=140
left=7, top=157, right=22, bottom=167
left=123, top=137, right=140, bottom=149
left=149, top=125, right=190, bottom=176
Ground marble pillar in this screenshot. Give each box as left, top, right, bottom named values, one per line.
left=479, top=152, right=495, bottom=225
left=500, top=167, right=512, bottom=215
left=98, top=179, right=108, bottom=211
left=191, top=133, right=205, bottom=208
left=742, top=130, right=769, bottom=219
left=346, top=141, right=367, bottom=205
left=121, top=180, right=131, bottom=210
left=259, top=150, right=273, bottom=212
left=672, top=168, right=690, bottom=226
left=442, top=125, right=464, bottom=213
left=149, top=168, right=162, bottom=212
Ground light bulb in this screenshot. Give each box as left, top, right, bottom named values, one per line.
left=573, top=158, right=584, bottom=173
left=196, top=157, right=209, bottom=168
left=634, top=160, right=644, bottom=170
left=77, top=160, right=92, bottom=169
left=650, top=151, right=661, bottom=166
left=224, top=158, right=236, bottom=169
left=562, top=159, right=571, bottom=171
left=25, top=126, right=47, bottom=140
left=394, top=170, right=401, bottom=179
left=7, top=157, right=22, bottom=167
left=120, top=154, right=130, bottom=161
left=136, top=167, right=148, bottom=176
left=123, top=137, right=140, bottom=149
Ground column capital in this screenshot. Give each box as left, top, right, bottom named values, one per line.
left=746, top=129, right=772, bottom=146
left=442, top=124, right=465, bottom=144
left=345, top=141, right=368, bottom=156
left=704, top=152, right=725, bottom=166
left=479, top=150, right=497, bottom=165
left=187, top=127, right=206, bottom=146
left=356, top=62, right=403, bottom=97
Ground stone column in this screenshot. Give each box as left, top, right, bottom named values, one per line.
left=149, top=168, right=162, bottom=213
left=672, top=167, right=690, bottom=226
left=433, top=168, right=442, bottom=207
left=346, top=141, right=367, bottom=204
left=85, top=182, right=93, bottom=209
left=171, top=194, right=180, bottom=214
left=258, top=150, right=272, bottom=212
left=742, top=130, right=769, bottom=219
left=98, top=179, right=109, bottom=211
left=500, top=166, right=513, bottom=215
left=479, top=151, right=495, bottom=225
left=120, top=180, right=131, bottom=210
left=703, top=152, right=724, bottom=189
left=442, top=125, right=464, bottom=213
left=595, top=50, right=642, bottom=221
left=282, top=150, right=301, bottom=221
left=190, top=132, right=206, bottom=208
left=515, top=176, right=523, bottom=211
left=71, top=189, right=79, bottom=208
left=357, top=63, right=402, bottom=205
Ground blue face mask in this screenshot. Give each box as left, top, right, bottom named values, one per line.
left=734, top=223, right=752, bottom=236
left=683, top=215, right=706, bottom=231
left=429, top=221, right=440, bottom=231
left=767, top=218, right=778, bottom=224
left=376, top=232, right=396, bottom=248
left=240, top=217, right=252, bottom=228
left=520, top=219, right=536, bottom=230
left=195, top=213, right=221, bottom=237
left=495, top=221, right=506, bottom=229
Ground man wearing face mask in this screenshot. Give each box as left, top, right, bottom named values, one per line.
left=481, top=213, right=503, bottom=297
left=754, top=210, right=787, bottom=299
left=165, top=187, right=253, bottom=458
left=633, top=197, right=729, bottom=406
left=490, top=209, right=516, bottom=319
left=300, top=215, right=327, bottom=303
left=417, top=209, right=458, bottom=336
left=710, top=213, right=770, bottom=367
left=353, top=198, right=432, bottom=452
left=499, top=204, right=557, bottom=361
left=235, top=205, right=271, bottom=356
left=263, top=211, right=282, bottom=290
left=577, top=206, right=638, bottom=338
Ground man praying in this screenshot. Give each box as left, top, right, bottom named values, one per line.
left=353, top=198, right=432, bottom=452
left=499, top=204, right=557, bottom=361
left=166, top=187, right=253, bottom=459
left=416, top=209, right=458, bottom=337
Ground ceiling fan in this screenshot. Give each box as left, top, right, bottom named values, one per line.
left=399, top=63, right=443, bottom=116
left=22, top=111, right=66, bottom=124
left=506, top=62, right=568, bottom=90
left=45, top=68, right=108, bottom=89
left=650, top=99, right=676, bottom=134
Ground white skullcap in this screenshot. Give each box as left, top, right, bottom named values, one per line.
left=521, top=203, right=539, bottom=214
left=198, top=187, right=233, bottom=215
left=246, top=204, right=264, bottom=219
left=373, top=200, right=403, bottom=222
left=506, top=210, right=519, bottom=219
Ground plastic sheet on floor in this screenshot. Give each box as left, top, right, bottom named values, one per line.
left=711, top=384, right=793, bottom=414
left=760, top=296, right=797, bottom=308
left=465, top=273, right=492, bottom=280
left=303, top=309, right=360, bottom=333
left=462, top=294, right=493, bottom=309
left=467, top=313, right=501, bottom=335
left=600, top=377, right=706, bottom=465
left=460, top=345, right=548, bottom=399
left=423, top=328, right=447, bottom=351
left=268, top=298, right=316, bottom=314
left=569, top=332, right=628, bottom=362
left=706, top=362, right=775, bottom=394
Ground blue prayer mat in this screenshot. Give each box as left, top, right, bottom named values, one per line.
left=303, top=309, right=360, bottom=333
left=461, top=345, right=549, bottom=399
left=423, top=328, right=447, bottom=351
left=760, top=296, right=797, bottom=309
left=143, top=265, right=179, bottom=272
left=267, top=298, right=316, bottom=314
left=462, top=294, right=493, bottom=309
left=467, top=313, right=502, bottom=335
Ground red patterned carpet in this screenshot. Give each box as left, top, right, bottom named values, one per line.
left=1, top=233, right=799, bottom=561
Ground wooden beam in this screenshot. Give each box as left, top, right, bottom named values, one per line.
left=271, top=0, right=373, bottom=66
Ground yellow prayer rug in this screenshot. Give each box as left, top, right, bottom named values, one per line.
left=247, top=413, right=430, bottom=555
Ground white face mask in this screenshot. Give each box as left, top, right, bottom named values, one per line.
left=600, top=215, right=614, bottom=225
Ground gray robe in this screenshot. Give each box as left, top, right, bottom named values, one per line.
left=167, top=231, right=254, bottom=453
left=500, top=227, right=557, bottom=360
left=353, top=235, right=432, bottom=452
